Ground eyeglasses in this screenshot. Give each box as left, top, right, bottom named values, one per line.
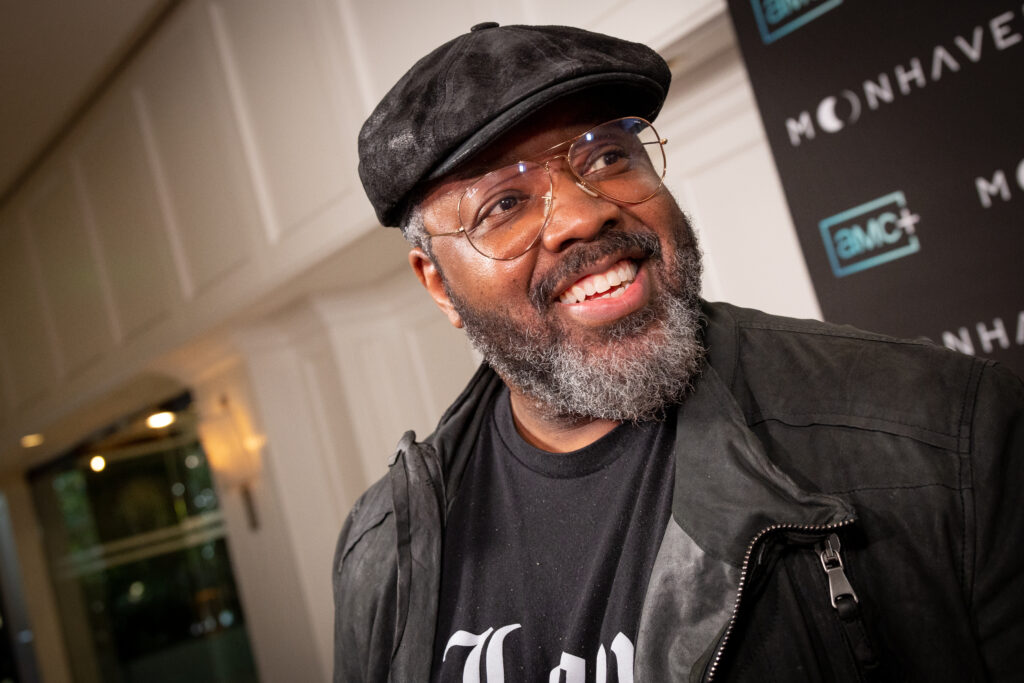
left=426, top=117, right=667, bottom=260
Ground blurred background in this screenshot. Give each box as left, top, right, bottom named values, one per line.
left=0, top=0, right=855, bottom=680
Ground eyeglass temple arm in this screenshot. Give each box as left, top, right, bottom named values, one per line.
left=425, top=226, right=466, bottom=239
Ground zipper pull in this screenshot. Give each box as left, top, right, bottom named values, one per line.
left=819, top=533, right=858, bottom=609
left=818, top=533, right=880, bottom=668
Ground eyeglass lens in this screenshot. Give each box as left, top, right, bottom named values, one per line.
left=458, top=118, right=665, bottom=259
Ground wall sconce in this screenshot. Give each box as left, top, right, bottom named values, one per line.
left=197, top=395, right=264, bottom=530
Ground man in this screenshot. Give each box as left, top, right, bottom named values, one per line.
left=334, top=23, right=1023, bottom=682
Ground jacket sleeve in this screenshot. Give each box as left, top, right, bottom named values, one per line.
left=967, top=361, right=1024, bottom=681
left=333, top=479, right=398, bottom=683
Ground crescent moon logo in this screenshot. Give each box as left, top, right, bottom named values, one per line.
left=816, top=96, right=844, bottom=133
left=816, top=91, right=863, bottom=133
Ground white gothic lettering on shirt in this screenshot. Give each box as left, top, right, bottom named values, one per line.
left=441, top=625, right=635, bottom=682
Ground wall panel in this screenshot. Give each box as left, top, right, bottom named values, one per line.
left=134, top=2, right=261, bottom=298
left=526, top=0, right=622, bottom=30
left=331, top=321, right=412, bottom=477
left=76, top=91, right=181, bottom=343
left=402, top=306, right=480, bottom=423
left=524, top=0, right=723, bottom=49
left=341, top=0, right=526, bottom=107
left=231, top=317, right=346, bottom=680
left=296, top=341, right=366, bottom=515
left=23, top=168, right=116, bottom=379
left=315, top=275, right=477, bottom=482
left=0, top=352, right=12, bottom=423
left=0, top=219, right=59, bottom=407
left=210, top=0, right=356, bottom=239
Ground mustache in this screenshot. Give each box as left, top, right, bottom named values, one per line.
left=529, top=230, right=662, bottom=312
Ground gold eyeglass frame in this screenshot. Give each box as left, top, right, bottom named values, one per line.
left=425, top=116, right=668, bottom=261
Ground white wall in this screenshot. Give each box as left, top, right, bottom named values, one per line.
left=659, top=28, right=821, bottom=318
left=191, top=358, right=328, bottom=683
left=0, top=0, right=823, bottom=681
left=0, top=0, right=370, bottom=471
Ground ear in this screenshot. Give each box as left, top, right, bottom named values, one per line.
left=409, top=248, right=463, bottom=328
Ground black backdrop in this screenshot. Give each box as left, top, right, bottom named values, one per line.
left=727, top=0, right=1024, bottom=377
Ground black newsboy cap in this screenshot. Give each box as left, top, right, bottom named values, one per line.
left=357, top=23, right=672, bottom=227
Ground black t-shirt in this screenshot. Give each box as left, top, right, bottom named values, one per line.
left=431, top=389, right=676, bottom=682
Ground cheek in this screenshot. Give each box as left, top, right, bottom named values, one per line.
left=644, top=195, right=693, bottom=249
left=466, top=266, right=533, bottom=307
left=438, top=243, right=534, bottom=305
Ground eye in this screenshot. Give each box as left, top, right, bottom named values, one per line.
left=492, top=195, right=520, bottom=214
left=469, top=192, right=529, bottom=233
left=577, top=145, right=630, bottom=176
left=481, top=193, right=524, bottom=219
left=589, top=150, right=624, bottom=172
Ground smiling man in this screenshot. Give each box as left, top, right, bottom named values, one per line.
left=411, top=97, right=705, bottom=449
left=333, top=24, right=1024, bottom=683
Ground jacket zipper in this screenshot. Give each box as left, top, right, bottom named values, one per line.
left=818, top=532, right=879, bottom=672
left=702, top=518, right=856, bottom=682
left=819, top=532, right=858, bottom=607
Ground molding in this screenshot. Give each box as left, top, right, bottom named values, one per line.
left=307, top=268, right=426, bottom=329
left=150, top=330, right=243, bottom=388
left=0, top=0, right=185, bottom=206
left=296, top=348, right=350, bottom=521
left=16, top=200, right=65, bottom=389
left=233, top=303, right=326, bottom=357
left=206, top=1, right=281, bottom=245
left=649, top=0, right=728, bottom=53
left=333, top=0, right=378, bottom=121
left=0, top=348, right=13, bottom=419
left=71, top=158, right=125, bottom=346
left=133, top=87, right=196, bottom=300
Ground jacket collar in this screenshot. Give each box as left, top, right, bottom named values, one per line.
left=671, top=362, right=855, bottom=567
left=425, top=362, right=506, bottom=511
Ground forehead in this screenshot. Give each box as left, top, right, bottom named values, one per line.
left=470, top=93, right=628, bottom=169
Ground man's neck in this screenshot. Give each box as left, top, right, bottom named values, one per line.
left=507, top=389, right=620, bottom=453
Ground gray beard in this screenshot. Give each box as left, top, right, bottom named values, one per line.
left=446, top=220, right=705, bottom=423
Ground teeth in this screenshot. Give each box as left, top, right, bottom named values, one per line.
left=558, top=260, right=638, bottom=305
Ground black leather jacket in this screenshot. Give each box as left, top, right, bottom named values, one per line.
left=333, top=301, right=1024, bottom=681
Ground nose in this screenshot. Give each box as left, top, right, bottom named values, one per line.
left=538, top=162, right=620, bottom=253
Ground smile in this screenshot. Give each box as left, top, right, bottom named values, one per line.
left=558, top=260, right=638, bottom=305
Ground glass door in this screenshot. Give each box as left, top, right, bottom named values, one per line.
left=28, top=394, right=259, bottom=683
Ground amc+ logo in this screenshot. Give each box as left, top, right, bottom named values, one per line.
left=819, top=191, right=921, bottom=278
left=751, top=0, right=843, bottom=44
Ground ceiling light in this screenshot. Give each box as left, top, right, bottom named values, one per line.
left=20, top=433, right=44, bottom=448
left=146, top=411, right=176, bottom=429
left=89, top=455, right=106, bottom=472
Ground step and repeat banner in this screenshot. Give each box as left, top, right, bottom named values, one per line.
left=727, top=0, right=1024, bottom=376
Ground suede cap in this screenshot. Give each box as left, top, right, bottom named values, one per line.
left=358, top=23, right=672, bottom=227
